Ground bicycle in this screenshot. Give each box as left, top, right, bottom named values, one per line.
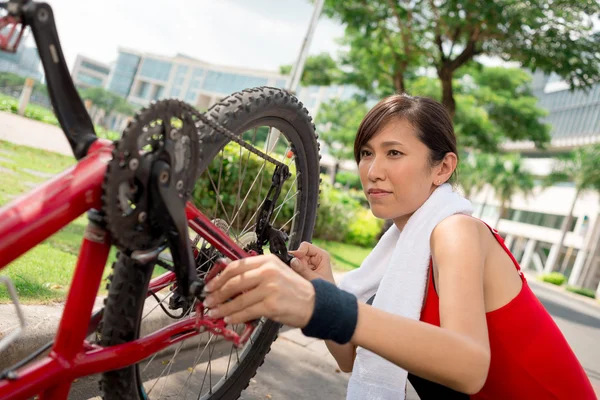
left=0, top=1, right=321, bottom=399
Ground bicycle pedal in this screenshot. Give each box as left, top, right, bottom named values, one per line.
left=0, top=276, right=27, bottom=353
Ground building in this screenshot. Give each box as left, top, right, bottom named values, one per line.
left=101, top=48, right=361, bottom=176
left=71, top=55, right=111, bottom=89
left=105, top=48, right=289, bottom=110
left=473, top=72, right=600, bottom=296
left=0, top=45, right=42, bottom=81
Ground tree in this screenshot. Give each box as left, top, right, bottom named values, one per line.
left=459, top=151, right=492, bottom=199
left=315, top=98, right=369, bottom=183
left=279, top=53, right=342, bottom=87
left=543, top=144, right=600, bottom=274
left=407, top=65, right=551, bottom=152
left=490, top=154, right=535, bottom=228
left=79, top=87, right=135, bottom=117
left=323, top=0, right=600, bottom=117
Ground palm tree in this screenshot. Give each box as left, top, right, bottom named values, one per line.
left=459, top=152, right=490, bottom=199
left=543, top=144, right=600, bottom=274
left=459, top=152, right=497, bottom=217
left=491, top=154, right=535, bottom=228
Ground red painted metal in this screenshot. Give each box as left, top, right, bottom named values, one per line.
left=185, top=202, right=249, bottom=261
left=0, top=140, right=268, bottom=399
left=0, top=311, right=243, bottom=399
left=148, top=270, right=176, bottom=292
left=0, top=140, right=113, bottom=268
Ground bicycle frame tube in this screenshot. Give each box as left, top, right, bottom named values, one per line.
left=0, top=145, right=255, bottom=398
left=0, top=139, right=113, bottom=268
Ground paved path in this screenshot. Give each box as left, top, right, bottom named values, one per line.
left=0, top=111, right=72, bottom=156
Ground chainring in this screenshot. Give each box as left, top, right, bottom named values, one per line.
left=102, top=100, right=201, bottom=251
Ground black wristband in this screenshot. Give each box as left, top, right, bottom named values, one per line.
left=301, top=279, right=358, bottom=344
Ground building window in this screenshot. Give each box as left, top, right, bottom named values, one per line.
left=139, top=58, right=173, bottom=82
left=507, top=207, right=577, bottom=232
left=76, top=72, right=103, bottom=87
left=202, top=71, right=268, bottom=94
left=81, top=61, right=110, bottom=75
left=152, top=85, right=165, bottom=100
left=107, top=52, right=140, bottom=97
left=136, top=81, right=150, bottom=99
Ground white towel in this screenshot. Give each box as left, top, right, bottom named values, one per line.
left=338, top=183, right=473, bottom=400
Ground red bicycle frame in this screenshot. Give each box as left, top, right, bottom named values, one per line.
left=0, top=140, right=254, bottom=400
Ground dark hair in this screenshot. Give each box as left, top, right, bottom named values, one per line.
left=353, top=94, right=458, bottom=181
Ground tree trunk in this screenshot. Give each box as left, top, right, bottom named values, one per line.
left=546, top=189, right=580, bottom=273
left=438, top=66, right=456, bottom=118
left=494, top=201, right=506, bottom=229
left=559, top=246, right=574, bottom=274
left=581, top=212, right=600, bottom=287
left=330, top=161, right=340, bottom=185
left=477, top=187, right=494, bottom=218
left=393, top=68, right=406, bottom=93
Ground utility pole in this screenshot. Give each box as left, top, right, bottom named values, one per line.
left=266, top=0, right=324, bottom=152
left=287, top=0, right=325, bottom=94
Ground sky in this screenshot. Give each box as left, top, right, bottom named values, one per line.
left=34, top=0, right=346, bottom=72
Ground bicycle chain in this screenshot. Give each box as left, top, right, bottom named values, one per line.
left=103, top=99, right=288, bottom=252
left=192, top=107, right=286, bottom=169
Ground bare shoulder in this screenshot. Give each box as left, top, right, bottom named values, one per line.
left=431, top=214, right=488, bottom=267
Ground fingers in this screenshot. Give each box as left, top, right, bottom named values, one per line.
left=290, top=257, right=318, bottom=280
left=203, top=267, right=263, bottom=307
left=219, top=301, right=271, bottom=325
left=204, top=254, right=273, bottom=292
left=206, top=286, right=264, bottom=320
left=289, top=241, right=316, bottom=258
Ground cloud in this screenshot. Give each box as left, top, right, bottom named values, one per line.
left=37, top=0, right=344, bottom=72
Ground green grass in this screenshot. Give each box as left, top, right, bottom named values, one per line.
left=0, top=141, right=116, bottom=303
left=312, top=238, right=370, bottom=271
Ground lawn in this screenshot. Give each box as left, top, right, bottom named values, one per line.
left=312, top=238, right=369, bottom=271
left=0, top=140, right=117, bottom=303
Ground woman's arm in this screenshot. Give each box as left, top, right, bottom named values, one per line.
left=204, top=215, right=490, bottom=393
left=350, top=215, right=490, bottom=394
left=325, top=341, right=355, bottom=372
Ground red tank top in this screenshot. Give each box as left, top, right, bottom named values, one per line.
left=419, top=221, right=596, bottom=399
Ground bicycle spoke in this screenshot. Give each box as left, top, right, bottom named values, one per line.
left=142, top=288, right=176, bottom=320
left=279, top=211, right=300, bottom=232
left=233, top=128, right=259, bottom=233
left=177, top=329, right=213, bottom=399
left=144, top=300, right=197, bottom=396
left=229, top=161, right=268, bottom=235
left=271, top=175, right=300, bottom=224
left=207, top=169, right=232, bottom=225
left=198, top=334, right=217, bottom=398
left=213, top=148, right=225, bottom=218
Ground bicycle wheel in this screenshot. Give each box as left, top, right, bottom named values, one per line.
left=100, top=87, right=320, bottom=400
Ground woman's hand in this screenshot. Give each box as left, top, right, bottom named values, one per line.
left=202, top=254, right=316, bottom=327
left=288, top=242, right=335, bottom=284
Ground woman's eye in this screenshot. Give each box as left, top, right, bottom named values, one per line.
left=389, top=150, right=403, bottom=156
left=360, top=150, right=372, bottom=157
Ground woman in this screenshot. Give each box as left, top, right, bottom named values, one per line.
left=202, top=94, right=596, bottom=399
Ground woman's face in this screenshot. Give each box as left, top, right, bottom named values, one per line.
left=358, top=118, right=439, bottom=228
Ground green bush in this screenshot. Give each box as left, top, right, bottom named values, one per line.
left=191, top=144, right=297, bottom=234
left=565, top=286, right=596, bottom=299
left=344, top=207, right=383, bottom=247
left=540, top=272, right=566, bottom=286
left=336, top=170, right=362, bottom=190
left=313, top=178, right=362, bottom=242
